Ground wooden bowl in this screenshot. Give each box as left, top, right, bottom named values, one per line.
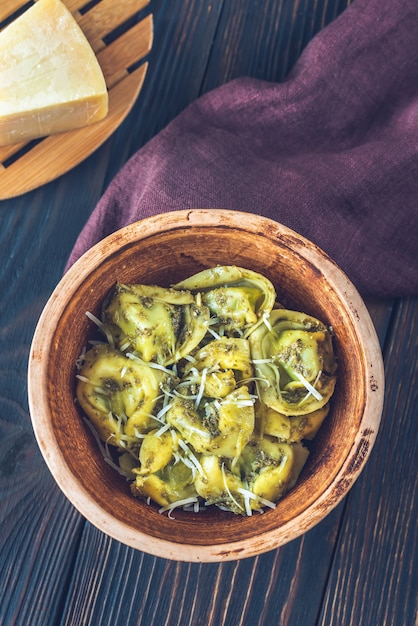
left=28, top=209, right=384, bottom=562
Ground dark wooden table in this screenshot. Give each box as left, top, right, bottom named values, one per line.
left=1, top=1, right=417, bottom=624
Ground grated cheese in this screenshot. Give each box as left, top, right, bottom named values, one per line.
left=178, top=439, right=205, bottom=477
left=194, top=368, right=207, bottom=409
left=76, top=374, right=91, bottom=384
left=82, top=417, right=131, bottom=479
left=85, top=311, right=104, bottom=331
left=221, top=462, right=244, bottom=512
left=207, top=327, right=222, bottom=340
left=154, top=423, right=170, bottom=438
left=158, top=496, right=199, bottom=518
left=237, top=487, right=276, bottom=510
left=295, top=371, right=323, bottom=401
left=125, top=352, right=175, bottom=376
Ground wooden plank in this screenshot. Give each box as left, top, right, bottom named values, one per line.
left=0, top=140, right=27, bottom=163
left=97, top=14, right=153, bottom=88
left=0, top=488, right=83, bottom=625
left=317, top=296, right=418, bottom=625
left=59, top=507, right=343, bottom=625
left=100, top=0, right=229, bottom=192
left=77, top=0, right=151, bottom=52
left=200, top=0, right=354, bottom=91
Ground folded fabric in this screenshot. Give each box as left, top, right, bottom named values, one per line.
left=67, top=0, right=418, bottom=298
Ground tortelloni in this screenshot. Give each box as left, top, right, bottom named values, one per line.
left=181, top=337, right=254, bottom=397
left=75, top=266, right=338, bottom=516
left=165, top=386, right=255, bottom=458
left=101, top=283, right=210, bottom=365
left=194, top=439, right=309, bottom=515
left=249, top=309, right=337, bottom=416
left=76, top=344, right=172, bottom=448
left=174, top=265, right=276, bottom=336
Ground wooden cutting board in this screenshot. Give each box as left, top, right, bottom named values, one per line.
left=0, top=0, right=153, bottom=199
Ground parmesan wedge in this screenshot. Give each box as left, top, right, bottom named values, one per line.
left=0, top=0, right=108, bottom=145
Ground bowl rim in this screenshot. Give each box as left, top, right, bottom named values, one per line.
left=28, top=209, right=384, bottom=561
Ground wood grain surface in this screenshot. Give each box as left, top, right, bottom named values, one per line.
left=0, top=0, right=416, bottom=624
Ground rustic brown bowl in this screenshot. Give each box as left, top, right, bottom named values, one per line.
left=28, top=209, right=384, bottom=562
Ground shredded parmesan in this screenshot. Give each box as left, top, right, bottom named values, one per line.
left=194, top=368, right=207, bottom=409
left=295, top=371, right=323, bottom=401
left=262, top=312, right=274, bottom=332
left=172, top=389, right=198, bottom=400
left=190, top=425, right=211, bottom=440
left=158, top=496, right=199, bottom=518
left=221, top=462, right=244, bottom=512
left=125, top=352, right=175, bottom=376
left=85, top=311, right=104, bottom=330
left=237, top=487, right=276, bottom=511
left=75, top=346, right=87, bottom=369
left=252, top=358, right=274, bottom=364
left=82, top=417, right=131, bottom=479
left=76, top=374, right=90, bottom=384
left=207, top=326, right=222, bottom=340
left=176, top=452, right=197, bottom=479
left=178, top=439, right=205, bottom=477
left=156, top=403, right=173, bottom=420
left=239, top=488, right=253, bottom=516
left=154, top=423, right=170, bottom=438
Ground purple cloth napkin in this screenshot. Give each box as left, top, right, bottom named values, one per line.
left=67, top=0, right=418, bottom=298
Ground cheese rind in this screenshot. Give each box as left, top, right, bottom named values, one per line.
left=0, top=0, right=108, bottom=145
